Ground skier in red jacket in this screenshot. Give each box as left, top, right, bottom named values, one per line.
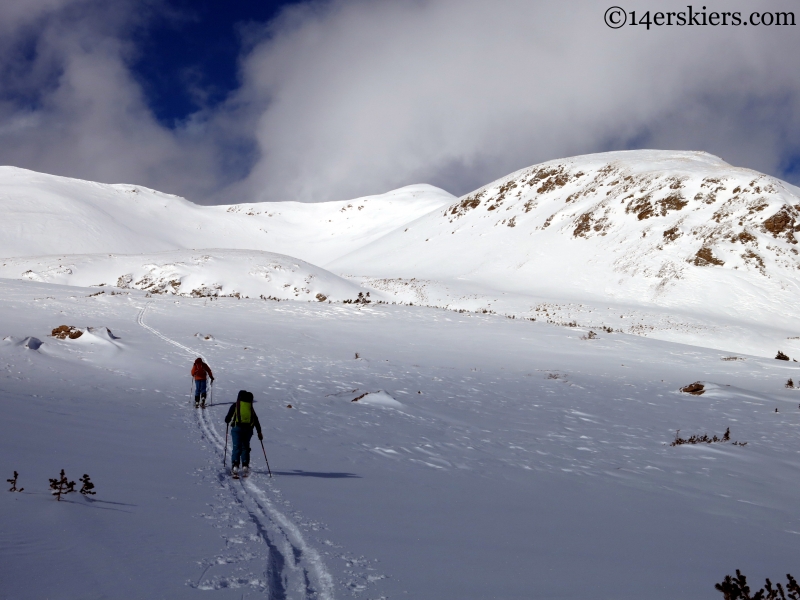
left=191, top=358, right=214, bottom=408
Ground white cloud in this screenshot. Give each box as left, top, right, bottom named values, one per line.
left=229, top=0, right=800, bottom=201
left=1, top=0, right=800, bottom=203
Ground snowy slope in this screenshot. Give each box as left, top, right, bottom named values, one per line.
left=3, top=279, right=800, bottom=599
left=0, top=249, right=370, bottom=301
left=0, top=166, right=452, bottom=264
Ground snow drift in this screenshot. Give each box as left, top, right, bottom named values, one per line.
left=0, top=249, right=370, bottom=301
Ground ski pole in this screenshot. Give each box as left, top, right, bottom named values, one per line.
left=260, top=438, right=273, bottom=478
left=210, top=380, right=213, bottom=407
left=223, top=424, right=229, bottom=467
left=190, top=378, right=194, bottom=403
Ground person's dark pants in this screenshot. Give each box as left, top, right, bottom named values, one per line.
left=231, top=426, right=254, bottom=468
left=194, top=379, right=207, bottom=403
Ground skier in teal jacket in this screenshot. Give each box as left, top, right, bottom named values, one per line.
left=225, top=390, right=263, bottom=477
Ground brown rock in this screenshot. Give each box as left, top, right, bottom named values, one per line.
left=681, top=382, right=705, bottom=395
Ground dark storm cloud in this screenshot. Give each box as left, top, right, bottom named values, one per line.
left=1, top=0, right=799, bottom=203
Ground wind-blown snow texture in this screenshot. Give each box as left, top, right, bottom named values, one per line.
left=3, top=282, right=800, bottom=599
left=3, top=151, right=800, bottom=598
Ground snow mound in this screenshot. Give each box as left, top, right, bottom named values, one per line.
left=21, top=336, right=43, bottom=350
left=352, top=390, right=403, bottom=408
left=72, top=327, right=123, bottom=349
left=0, top=249, right=371, bottom=302
left=2, top=336, right=45, bottom=350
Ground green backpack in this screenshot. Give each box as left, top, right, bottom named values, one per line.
left=234, top=400, right=253, bottom=426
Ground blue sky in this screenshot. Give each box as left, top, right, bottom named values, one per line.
left=131, top=0, right=296, bottom=126
left=0, top=0, right=799, bottom=204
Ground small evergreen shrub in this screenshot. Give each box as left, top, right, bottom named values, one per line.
left=7, top=471, right=23, bottom=492
left=344, top=292, right=371, bottom=305
left=776, top=351, right=790, bottom=361
left=49, top=469, right=76, bottom=501
left=79, top=474, right=96, bottom=496
left=716, top=569, right=800, bottom=600
left=671, top=427, right=747, bottom=446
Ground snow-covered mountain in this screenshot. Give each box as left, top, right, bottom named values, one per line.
left=0, top=166, right=453, bottom=264
left=4, top=151, right=800, bottom=356
left=330, top=150, right=800, bottom=326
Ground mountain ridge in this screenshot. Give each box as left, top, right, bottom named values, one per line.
left=0, top=165, right=453, bottom=264
left=329, top=150, right=800, bottom=325
left=5, top=151, right=800, bottom=356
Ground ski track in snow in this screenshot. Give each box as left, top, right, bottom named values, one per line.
left=136, top=302, right=336, bottom=600
left=137, top=302, right=207, bottom=361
